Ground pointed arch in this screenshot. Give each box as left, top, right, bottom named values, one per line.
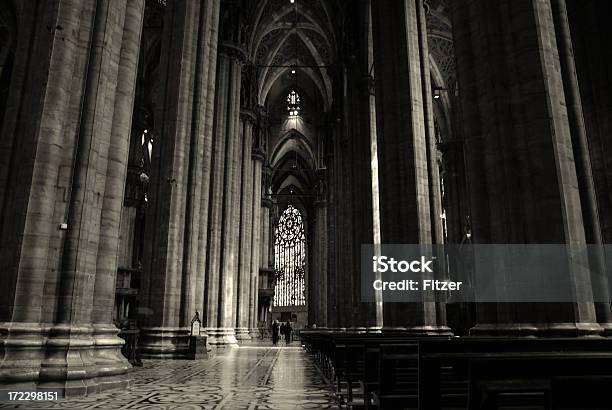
left=273, top=204, right=307, bottom=307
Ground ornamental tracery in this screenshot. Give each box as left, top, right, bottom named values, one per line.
left=273, top=204, right=307, bottom=307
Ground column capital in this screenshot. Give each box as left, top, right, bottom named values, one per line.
left=262, top=197, right=273, bottom=208
left=240, top=108, right=257, bottom=123
left=220, top=41, right=247, bottom=64
left=252, top=147, right=265, bottom=162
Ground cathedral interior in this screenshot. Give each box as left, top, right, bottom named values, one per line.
left=1, top=0, right=612, bottom=408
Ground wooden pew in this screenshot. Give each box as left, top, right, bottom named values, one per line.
left=361, top=334, right=450, bottom=409
left=419, top=337, right=612, bottom=410
left=372, top=343, right=419, bottom=409
left=304, top=332, right=612, bottom=409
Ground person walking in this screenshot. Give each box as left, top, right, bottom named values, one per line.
left=279, top=322, right=286, bottom=345
left=271, top=320, right=280, bottom=345
left=284, top=321, right=292, bottom=345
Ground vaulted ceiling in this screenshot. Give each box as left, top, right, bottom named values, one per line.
left=249, top=0, right=337, bottom=109
left=425, top=0, right=455, bottom=89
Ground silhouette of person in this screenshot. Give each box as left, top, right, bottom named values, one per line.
left=280, top=322, right=286, bottom=344
left=284, top=321, right=292, bottom=345
left=271, top=320, right=280, bottom=345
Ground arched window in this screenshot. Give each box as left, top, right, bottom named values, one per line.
left=286, top=90, right=301, bottom=116
left=140, top=129, right=153, bottom=166
left=273, top=204, right=306, bottom=307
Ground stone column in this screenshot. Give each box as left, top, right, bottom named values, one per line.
left=551, top=0, right=612, bottom=334
left=0, top=0, right=145, bottom=394
left=416, top=0, right=449, bottom=332
left=451, top=0, right=600, bottom=336
left=417, top=1, right=444, bottom=247
left=235, top=111, right=255, bottom=340
left=325, top=124, right=338, bottom=330
left=207, top=44, right=244, bottom=347
left=370, top=0, right=445, bottom=333
left=92, top=0, right=145, bottom=379
left=342, top=0, right=384, bottom=332
left=338, top=125, right=357, bottom=329
left=140, top=0, right=220, bottom=357
left=567, top=0, right=612, bottom=334
left=204, top=54, right=229, bottom=337
left=313, top=194, right=328, bottom=328
left=250, top=149, right=265, bottom=335
left=195, top=0, right=221, bottom=325
left=181, top=0, right=221, bottom=330
left=260, top=167, right=272, bottom=271
left=252, top=173, right=271, bottom=336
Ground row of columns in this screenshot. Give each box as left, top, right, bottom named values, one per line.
left=451, top=0, right=610, bottom=336
left=138, top=0, right=223, bottom=356
left=316, top=0, right=611, bottom=337
left=139, top=0, right=266, bottom=353
left=0, top=0, right=145, bottom=393
left=312, top=0, right=448, bottom=333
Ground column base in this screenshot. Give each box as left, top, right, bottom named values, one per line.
left=0, top=322, right=132, bottom=397
left=381, top=325, right=453, bottom=335
left=207, top=328, right=239, bottom=347
left=469, top=322, right=603, bottom=337
left=234, top=327, right=252, bottom=341
left=346, top=327, right=368, bottom=334
left=248, top=328, right=260, bottom=339
left=139, top=327, right=191, bottom=359
left=599, top=322, right=612, bottom=337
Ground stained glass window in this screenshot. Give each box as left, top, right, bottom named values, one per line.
left=287, top=90, right=300, bottom=116
left=273, top=204, right=306, bottom=307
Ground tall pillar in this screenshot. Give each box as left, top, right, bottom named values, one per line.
left=250, top=149, right=265, bottom=335
left=567, top=0, right=612, bottom=334
left=204, top=54, right=229, bottom=337
left=235, top=110, right=255, bottom=340
left=207, top=41, right=245, bottom=346
left=195, top=0, right=222, bottom=328
left=452, top=0, right=600, bottom=336
left=416, top=0, right=449, bottom=332
left=92, top=0, right=145, bottom=380
left=140, top=0, right=221, bottom=357
left=567, top=0, right=612, bottom=244
left=0, top=0, right=145, bottom=394
left=181, top=0, right=221, bottom=330
left=260, top=167, right=272, bottom=271
left=325, top=121, right=338, bottom=330
left=343, top=0, right=384, bottom=332
left=255, top=198, right=271, bottom=331
left=313, top=187, right=328, bottom=328
left=253, top=164, right=271, bottom=336
left=370, top=0, right=446, bottom=333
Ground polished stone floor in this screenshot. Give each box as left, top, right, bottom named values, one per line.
left=2, top=344, right=338, bottom=409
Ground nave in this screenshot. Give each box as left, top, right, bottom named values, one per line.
left=3, top=0, right=612, bottom=405
left=0, top=345, right=337, bottom=410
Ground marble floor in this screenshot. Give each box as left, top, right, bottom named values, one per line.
left=1, top=344, right=339, bottom=409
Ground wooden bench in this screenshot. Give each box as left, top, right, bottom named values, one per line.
left=419, top=337, right=612, bottom=410
left=303, top=332, right=612, bottom=409
left=372, top=343, right=419, bottom=409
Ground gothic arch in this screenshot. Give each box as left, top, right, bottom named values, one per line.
left=270, top=130, right=317, bottom=171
